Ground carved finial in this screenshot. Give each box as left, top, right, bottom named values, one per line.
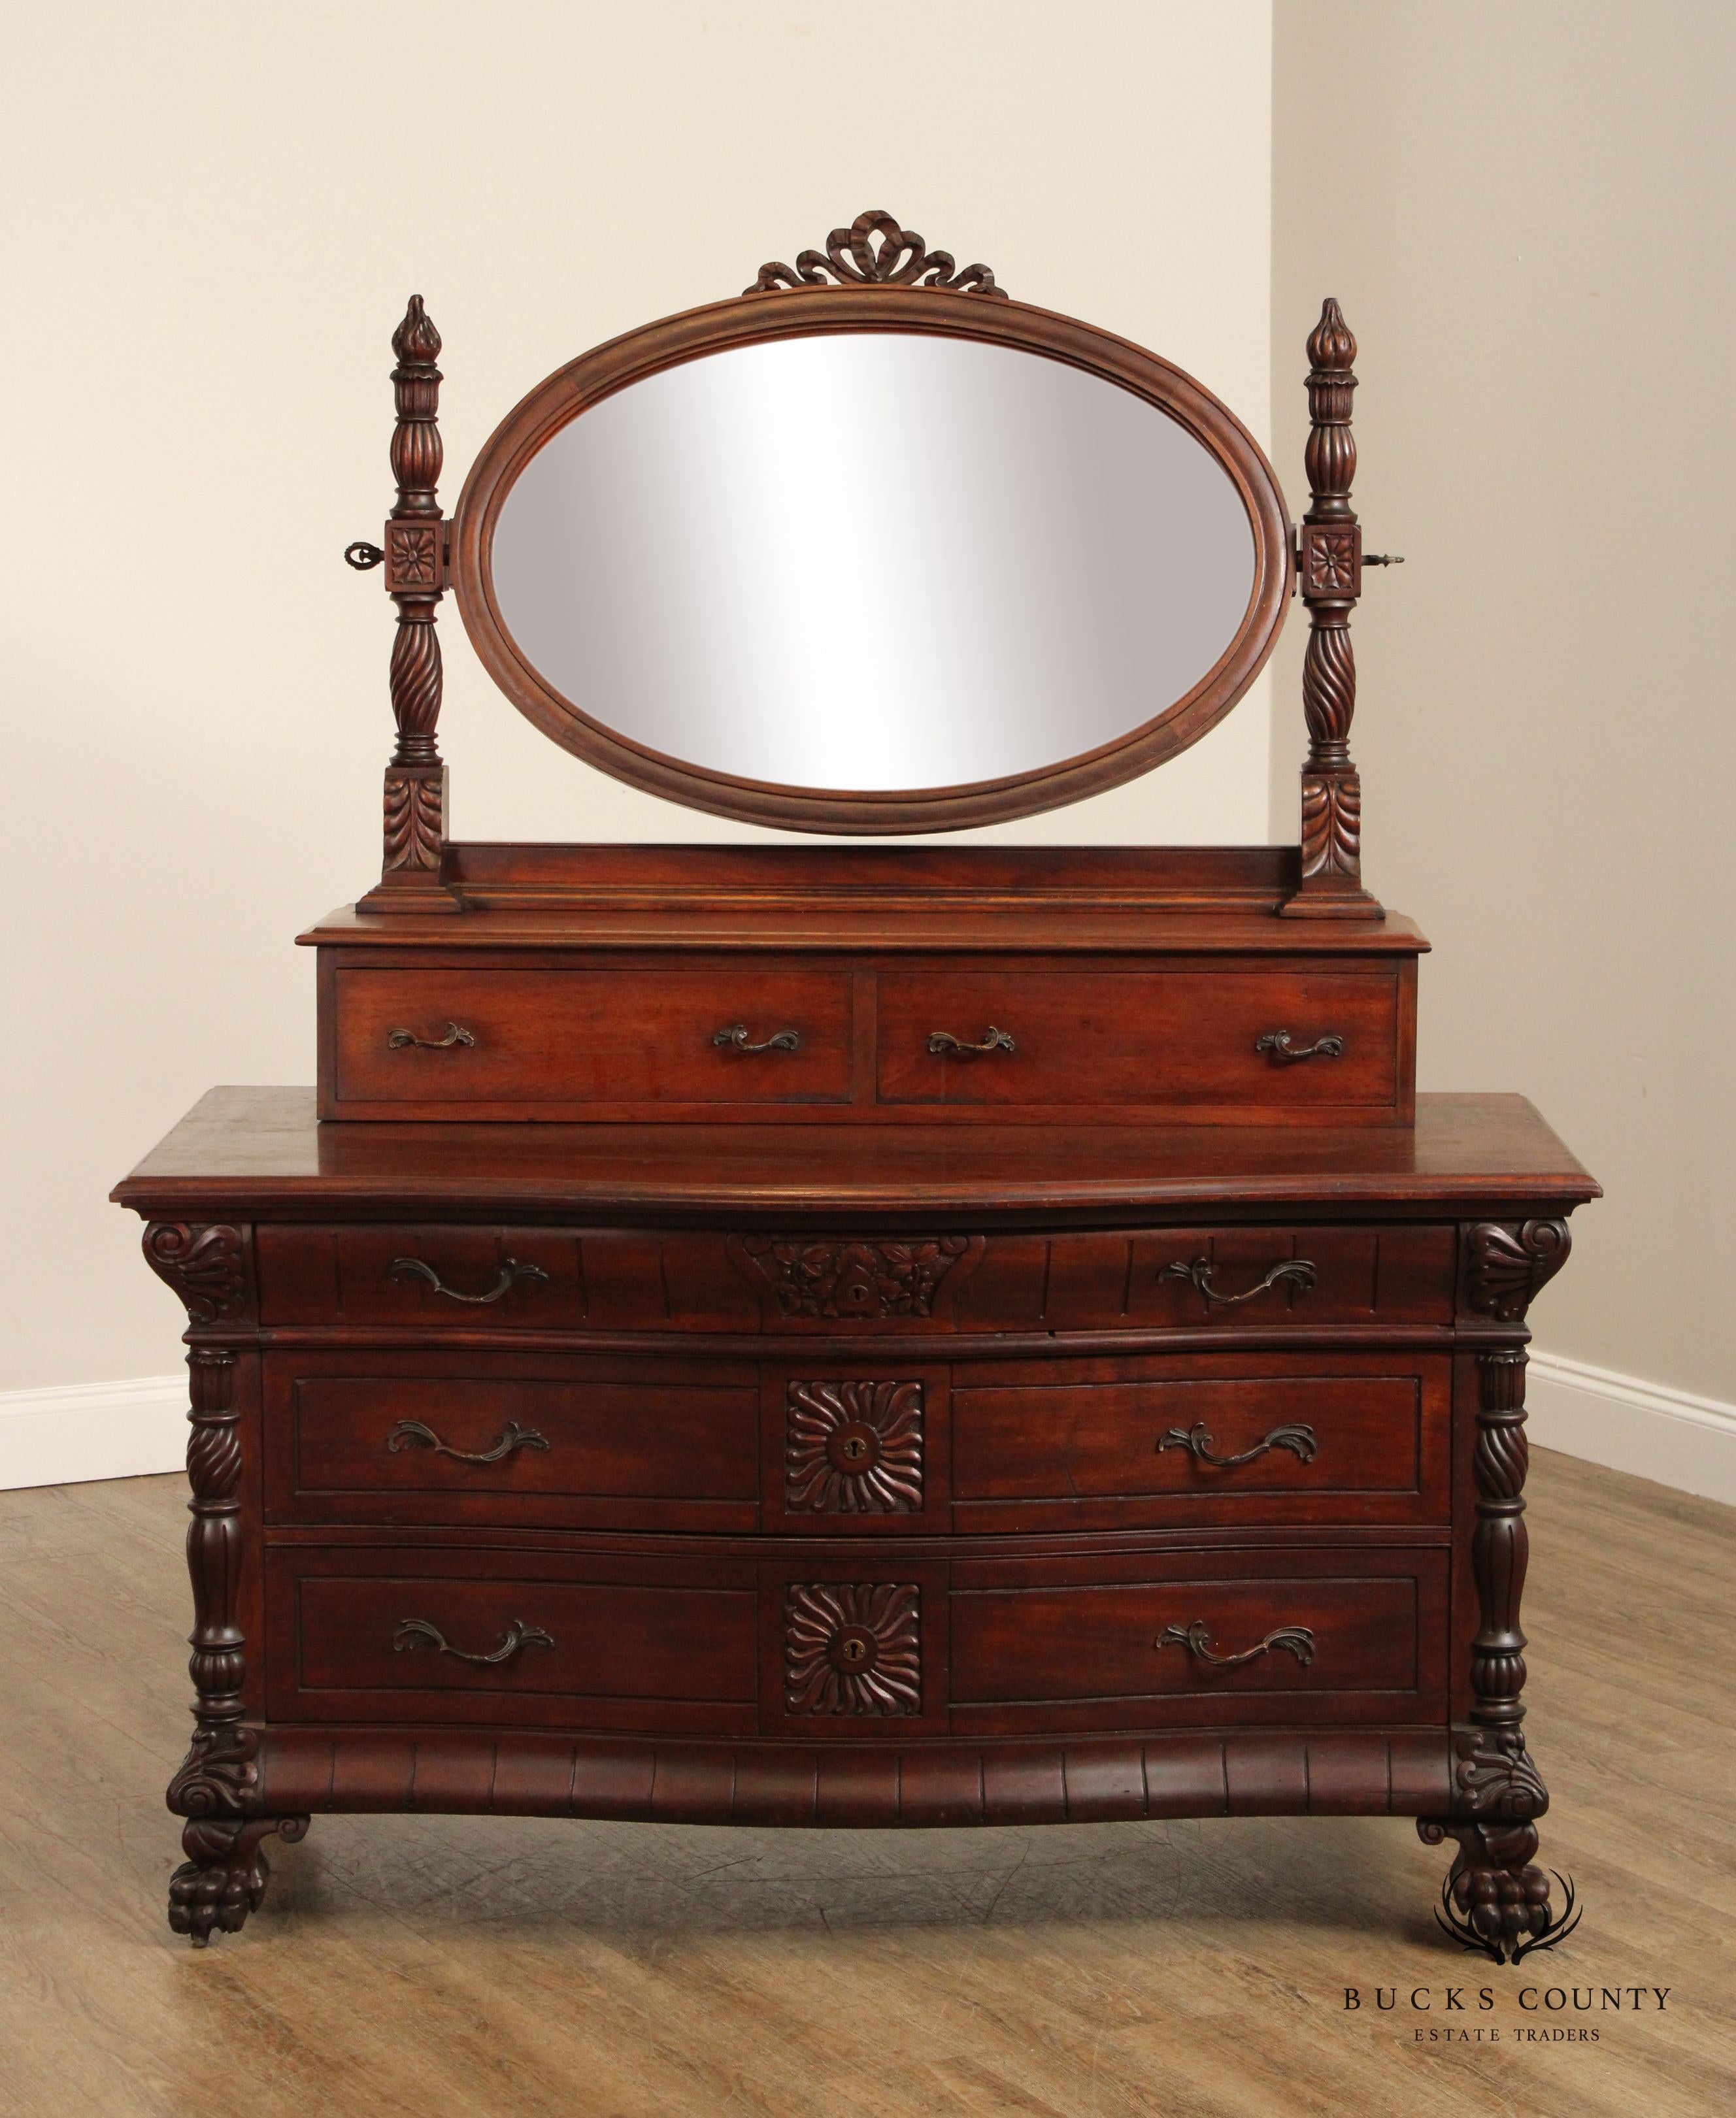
left=1283, top=295, right=1380, bottom=918
left=356, top=290, right=458, bottom=913
left=748, top=209, right=1007, bottom=299
left=392, top=294, right=442, bottom=367
left=1307, top=297, right=1356, bottom=372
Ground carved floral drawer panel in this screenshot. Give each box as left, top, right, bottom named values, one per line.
left=254, top=1221, right=1458, bottom=1333
left=262, top=1349, right=761, bottom=1532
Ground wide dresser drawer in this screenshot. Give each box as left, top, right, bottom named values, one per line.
left=261, top=1542, right=1446, bottom=1738
left=255, top=1222, right=1457, bottom=1332
left=318, top=953, right=1414, bottom=1125
left=261, top=1347, right=1449, bottom=1536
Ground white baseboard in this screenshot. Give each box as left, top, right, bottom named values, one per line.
left=0, top=1374, right=186, bottom=1492
left=1527, top=1349, right=1736, bottom=1506
left=2, top=1356, right=1731, bottom=1506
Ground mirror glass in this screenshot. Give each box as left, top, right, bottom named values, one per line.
left=490, top=333, right=1257, bottom=793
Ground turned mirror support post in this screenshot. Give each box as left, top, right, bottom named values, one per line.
left=359, top=295, right=460, bottom=914
left=1282, top=298, right=1383, bottom=920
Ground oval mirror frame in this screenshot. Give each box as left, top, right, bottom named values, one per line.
left=450, top=286, right=1293, bottom=835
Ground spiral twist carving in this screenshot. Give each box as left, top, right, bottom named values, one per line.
left=186, top=1413, right=242, bottom=1501
left=1475, top=1420, right=1528, bottom=1502
left=1301, top=625, right=1356, bottom=750
left=1470, top=1349, right=1532, bottom=1732
left=390, top=618, right=442, bottom=748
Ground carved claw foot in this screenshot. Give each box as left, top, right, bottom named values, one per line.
left=1418, top=1817, right=1555, bottom=1962
left=168, top=1814, right=309, bottom=1945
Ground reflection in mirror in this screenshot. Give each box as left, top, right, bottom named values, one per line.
left=492, top=333, right=1256, bottom=793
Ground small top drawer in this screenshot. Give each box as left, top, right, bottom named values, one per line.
left=328, top=961, right=852, bottom=1117
left=876, top=963, right=1404, bottom=1120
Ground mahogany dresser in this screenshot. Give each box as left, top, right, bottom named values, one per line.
left=114, top=211, right=1597, bottom=1955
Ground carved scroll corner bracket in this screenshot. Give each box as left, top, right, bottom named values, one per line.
left=142, top=1221, right=250, bottom=1327
left=1462, top=1219, right=1572, bottom=1323
left=1449, top=1726, right=1549, bottom=1823
left=746, top=208, right=1009, bottom=299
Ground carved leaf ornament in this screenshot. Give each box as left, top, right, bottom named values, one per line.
left=748, top=210, right=1007, bottom=298
left=743, top=1235, right=969, bottom=1319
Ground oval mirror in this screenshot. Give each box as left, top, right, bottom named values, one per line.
left=452, top=288, right=1290, bottom=833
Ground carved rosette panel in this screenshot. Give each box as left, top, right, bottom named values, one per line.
left=142, top=1223, right=248, bottom=1325
left=748, top=208, right=1007, bottom=298
left=1463, top=1221, right=1571, bottom=1322
left=384, top=520, right=441, bottom=591
left=785, top=1583, right=922, bottom=1715
left=1301, top=523, right=1360, bottom=599
left=1300, top=769, right=1361, bottom=880
left=382, top=769, right=444, bottom=872
left=786, top=1381, right=924, bottom=1514
left=740, top=1236, right=973, bottom=1321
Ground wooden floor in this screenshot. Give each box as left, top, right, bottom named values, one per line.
left=0, top=1449, right=1730, bottom=2117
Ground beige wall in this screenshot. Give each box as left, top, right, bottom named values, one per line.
left=3, top=2, right=1274, bottom=1393
left=1271, top=1, right=1735, bottom=1398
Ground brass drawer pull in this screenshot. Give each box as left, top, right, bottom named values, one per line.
left=1255, top=1030, right=1344, bottom=1063
left=1160, top=1257, right=1317, bottom=1306
left=927, top=1026, right=1016, bottom=1057
left=1157, top=1421, right=1318, bottom=1468
left=713, top=1023, right=801, bottom=1053
left=386, top=1257, right=550, bottom=1305
left=392, top=1617, right=554, bottom=1666
left=386, top=1021, right=476, bottom=1051
left=388, top=1418, right=550, bottom=1464
left=1158, top=1620, right=1316, bottom=1670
